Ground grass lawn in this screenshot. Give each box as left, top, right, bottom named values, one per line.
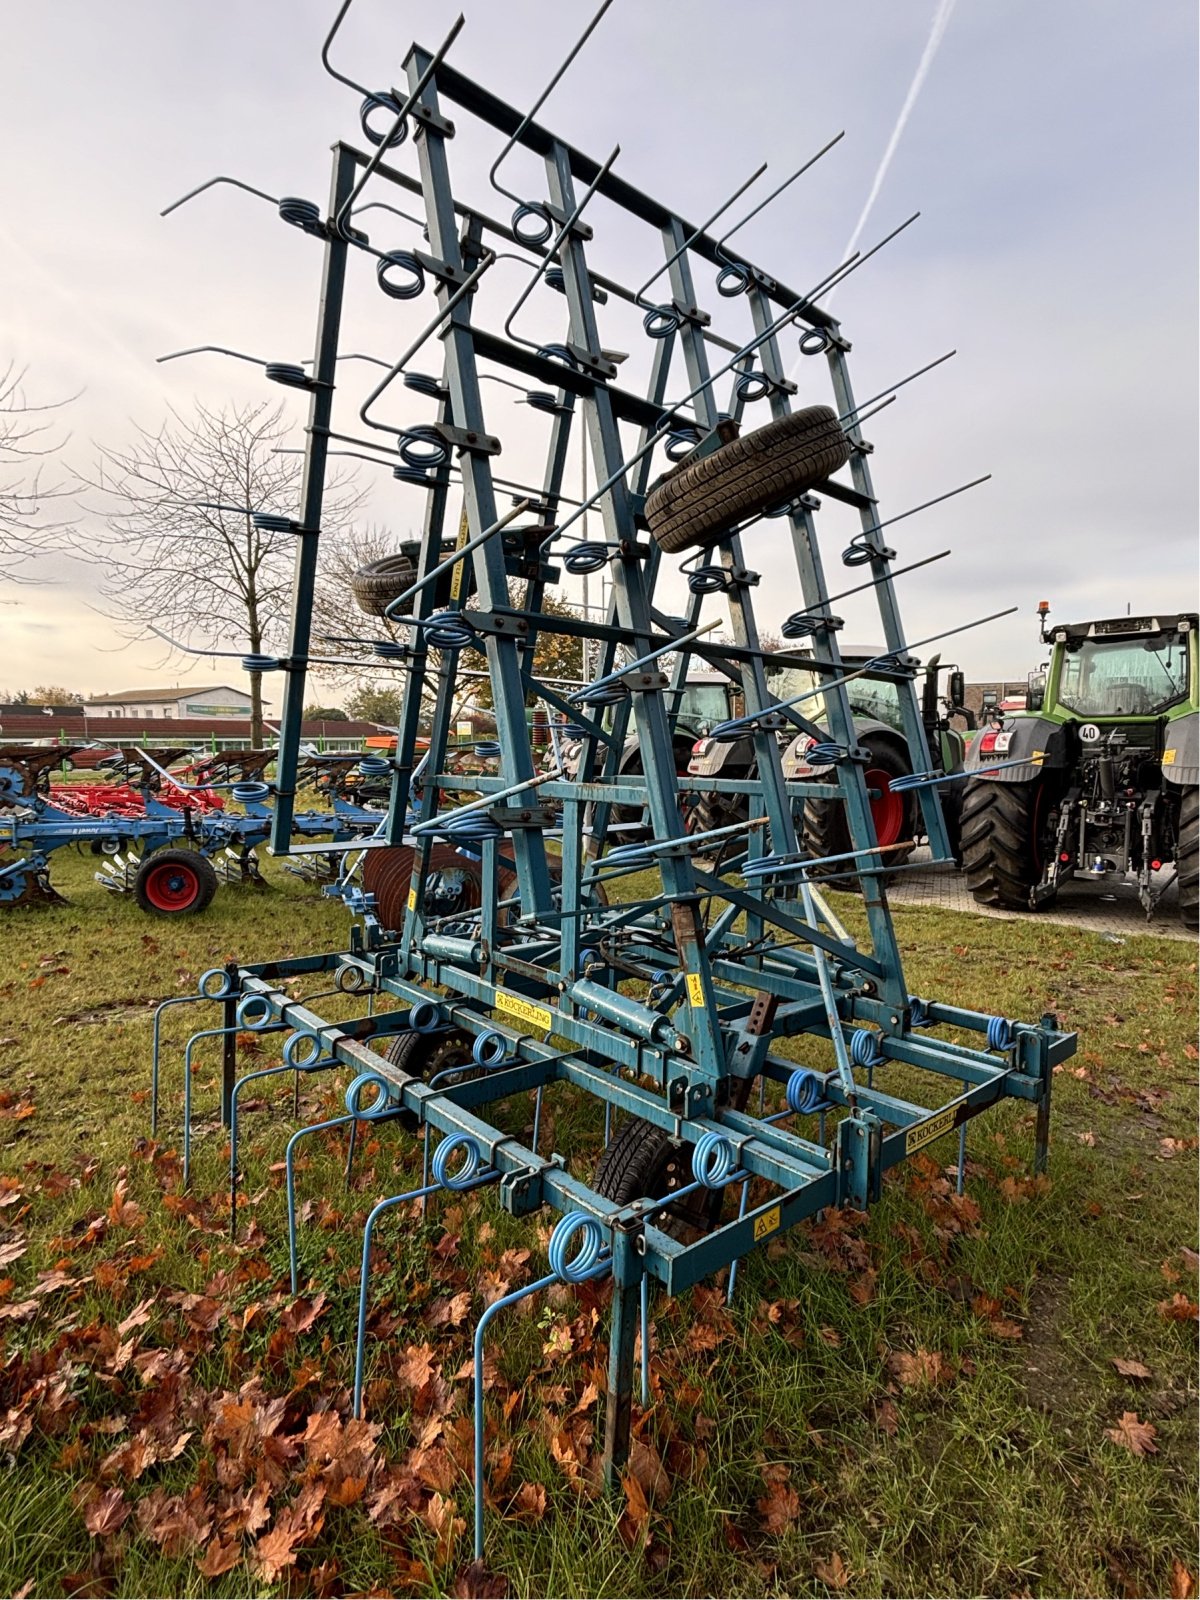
left=0, top=850, right=1196, bottom=1598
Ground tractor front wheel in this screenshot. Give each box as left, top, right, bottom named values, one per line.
left=960, top=777, right=1047, bottom=910
left=803, top=739, right=914, bottom=889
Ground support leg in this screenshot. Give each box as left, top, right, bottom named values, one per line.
left=602, top=1226, right=643, bottom=1487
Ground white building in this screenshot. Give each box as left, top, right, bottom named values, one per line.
left=82, top=685, right=259, bottom=720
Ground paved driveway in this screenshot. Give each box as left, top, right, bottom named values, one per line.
left=886, top=850, right=1193, bottom=942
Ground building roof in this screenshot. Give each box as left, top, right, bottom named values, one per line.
left=84, top=685, right=252, bottom=705
left=0, top=713, right=381, bottom=741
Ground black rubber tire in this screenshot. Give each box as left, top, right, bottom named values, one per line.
left=352, top=555, right=418, bottom=617
left=645, top=407, right=851, bottom=555
left=960, top=777, right=1046, bottom=911
left=803, top=738, right=914, bottom=890
left=688, top=787, right=751, bottom=838
left=134, top=848, right=218, bottom=917
left=379, top=1027, right=476, bottom=1131
left=1176, top=785, right=1199, bottom=931
left=593, top=1116, right=687, bottom=1205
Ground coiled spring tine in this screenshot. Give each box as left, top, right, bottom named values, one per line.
left=712, top=132, right=845, bottom=293
left=487, top=0, right=615, bottom=213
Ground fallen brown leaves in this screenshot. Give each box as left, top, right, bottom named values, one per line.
left=887, top=1347, right=957, bottom=1390
left=1105, top=1412, right=1159, bottom=1456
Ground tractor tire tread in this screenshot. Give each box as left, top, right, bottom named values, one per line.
left=959, top=778, right=1044, bottom=910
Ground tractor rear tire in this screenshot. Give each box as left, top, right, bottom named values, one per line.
left=645, top=407, right=851, bottom=555
left=1176, top=786, right=1198, bottom=931
left=134, top=849, right=218, bottom=917
left=960, top=777, right=1046, bottom=911
left=803, top=740, right=914, bottom=890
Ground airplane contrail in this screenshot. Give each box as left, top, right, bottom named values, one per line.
left=789, top=0, right=959, bottom=377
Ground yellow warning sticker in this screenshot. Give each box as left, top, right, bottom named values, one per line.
left=685, top=972, right=705, bottom=1008
left=1163, top=748, right=1177, bottom=765
left=905, top=1106, right=956, bottom=1155
left=407, top=888, right=418, bottom=913
left=495, top=990, right=554, bottom=1032
left=753, top=1205, right=781, bottom=1242
left=448, top=506, right=470, bottom=601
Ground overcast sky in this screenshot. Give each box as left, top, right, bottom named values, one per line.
left=1, top=0, right=1196, bottom=699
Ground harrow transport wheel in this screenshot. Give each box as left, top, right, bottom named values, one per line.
left=379, top=1027, right=477, bottom=1131
left=645, top=407, right=852, bottom=555
left=1176, top=785, right=1199, bottom=931
left=803, top=740, right=914, bottom=890
left=352, top=554, right=417, bottom=617
left=134, top=849, right=218, bottom=917
left=594, top=1116, right=722, bottom=1237
left=960, top=777, right=1047, bottom=911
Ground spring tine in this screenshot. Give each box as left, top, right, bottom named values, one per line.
left=567, top=621, right=721, bottom=703
left=160, top=175, right=278, bottom=218
left=820, top=549, right=952, bottom=609
left=635, top=161, right=768, bottom=302
left=359, top=250, right=496, bottom=433
left=320, top=0, right=371, bottom=96
left=797, top=211, right=921, bottom=322
left=156, top=344, right=267, bottom=368
left=503, top=146, right=622, bottom=348
left=838, top=350, right=957, bottom=427
left=714, top=132, right=845, bottom=264
left=487, top=0, right=616, bottom=208
left=333, top=14, right=466, bottom=235
left=351, top=199, right=428, bottom=230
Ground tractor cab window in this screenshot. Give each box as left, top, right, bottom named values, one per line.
left=675, top=682, right=732, bottom=733
left=1057, top=634, right=1190, bottom=718
left=847, top=678, right=902, bottom=729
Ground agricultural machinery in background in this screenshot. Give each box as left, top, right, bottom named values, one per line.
left=688, top=650, right=974, bottom=877
left=0, top=744, right=389, bottom=913
left=962, top=605, right=1198, bottom=927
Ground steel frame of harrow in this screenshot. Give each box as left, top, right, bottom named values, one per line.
left=161, top=28, right=1078, bottom=1496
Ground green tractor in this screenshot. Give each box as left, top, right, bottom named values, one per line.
left=961, top=606, right=1199, bottom=929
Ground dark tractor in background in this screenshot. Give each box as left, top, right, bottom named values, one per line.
left=687, top=649, right=974, bottom=878
left=961, top=606, right=1198, bottom=928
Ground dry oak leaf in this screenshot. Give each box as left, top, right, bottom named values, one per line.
left=1105, top=1411, right=1159, bottom=1456
left=627, top=1438, right=670, bottom=1504
left=1112, top=1357, right=1153, bottom=1380
left=1169, top=1558, right=1195, bottom=1599
left=814, top=1551, right=850, bottom=1590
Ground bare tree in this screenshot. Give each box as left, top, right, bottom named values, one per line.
left=78, top=401, right=363, bottom=746
left=0, top=362, right=72, bottom=581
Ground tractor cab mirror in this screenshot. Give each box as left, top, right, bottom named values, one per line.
left=948, top=669, right=966, bottom=710
left=981, top=689, right=999, bottom=712
left=1026, top=668, right=1047, bottom=712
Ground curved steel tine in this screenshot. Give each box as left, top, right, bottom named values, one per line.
left=487, top=0, right=616, bottom=209
left=333, top=15, right=466, bottom=237
left=160, top=175, right=278, bottom=219
left=804, top=211, right=921, bottom=311
left=148, top=623, right=246, bottom=660
left=358, top=249, right=496, bottom=433
left=351, top=200, right=427, bottom=230
left=838, top=349, right=957, bottom=428
left=713, top=132, right=845, bottom=269
left=634, top=161, right=768, bottom=303
left=156, top=344, right=267, bottom=368
left=320, top=0, right=372, bottom=97
left=502, top=146, right=621, bottom=351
